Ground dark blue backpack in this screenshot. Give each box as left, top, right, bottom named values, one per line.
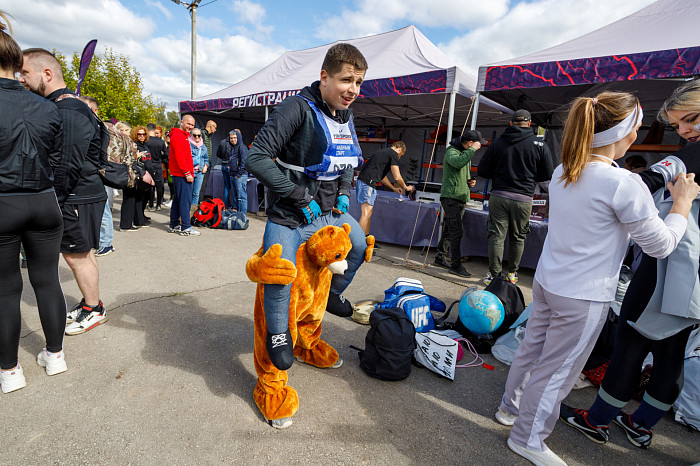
left=353, top=307, right=416, bottom=381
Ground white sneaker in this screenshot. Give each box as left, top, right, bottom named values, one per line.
left=495, top=408, right=517, bottom=426
left=508, top=272, right=519, bottom=284
left=483, top=273, right=494, bottom=285
left=167, top=225, right=181, bottom=233
left=266, top=416, right=293, bottom=429
left=65, top=304, right=108, bottom=336
left=66, top=300, right=85, bottom=324
left=179, top=227, right=201, bottom=236
left=507, top=438, right=567, bottom=466
left=0, top=364, right=27, bottom=393
left=37, top=348, right=67, bottom=376
left=294, top=355, right=343, bottom=369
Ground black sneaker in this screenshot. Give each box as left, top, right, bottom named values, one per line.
left=326, top=292, right=353, bottom=317
left=614, top=412, right=653, bottom=448
left=433, top=256, right=450, bottom=269
left=560, top=403, right=609, bottom=444
left=449, top=265, right=472, bottom=278
left=266, top=329, right=294, bottom=370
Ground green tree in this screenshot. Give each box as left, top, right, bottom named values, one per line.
left=156, top=109, right=180, bottom=129
left=55, top=48, right=165, bottom=126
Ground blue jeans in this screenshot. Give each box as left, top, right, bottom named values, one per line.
left=262, top=212, right=367, bottom=334
left=221, top=166, right=234, bottom=208
left=232, top=174, right=248, bottom=215
left=192, top=171, right=204, bottom=205
left=99, top=186, right=113, bottom=248
left=170, top=176, right=194, bottom=230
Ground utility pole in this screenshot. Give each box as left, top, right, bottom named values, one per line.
left=190, top=1, right=198, bottom=100
left=171, top=0, right=201, bottom=100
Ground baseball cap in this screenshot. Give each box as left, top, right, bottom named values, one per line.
left=511, top=109, right=531, bottom=123
left=462, top=129, right=487, bottom=145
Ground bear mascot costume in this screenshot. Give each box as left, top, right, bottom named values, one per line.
left=246, top=224, right=374, bottom=428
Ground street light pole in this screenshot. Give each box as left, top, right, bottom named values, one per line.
left=171, top=0, right=201, bottom=100
left=190, top=1, right=197, bottom=100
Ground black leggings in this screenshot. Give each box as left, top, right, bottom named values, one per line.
left=0, top=191, right=65, bottom=369
left=601, top=252, right=694, bottom=405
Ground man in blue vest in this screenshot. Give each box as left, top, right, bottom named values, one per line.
left=246, top=43, right=369, bottom=378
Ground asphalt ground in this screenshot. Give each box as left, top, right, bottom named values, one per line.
left=3, top=200, right=698, bottom=465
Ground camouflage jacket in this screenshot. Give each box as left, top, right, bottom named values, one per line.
left=105, top=122, right=137, bottom=188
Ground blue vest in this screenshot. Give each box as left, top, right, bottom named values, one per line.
left=277, top=96, right=363, bottom=181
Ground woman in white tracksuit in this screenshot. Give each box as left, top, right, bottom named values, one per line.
left=496, top=91, right=700, bottom=466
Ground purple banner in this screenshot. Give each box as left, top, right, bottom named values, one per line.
left=75, top=39, right=97, bottom=96
left=179, top=69, right=448, bottom=113
left=360, top=70, right=447, bottom=98
left=483, top=46, right=700, bottom=91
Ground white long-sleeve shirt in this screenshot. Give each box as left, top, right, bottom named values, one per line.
left=536, top=162, right=687, bottom=302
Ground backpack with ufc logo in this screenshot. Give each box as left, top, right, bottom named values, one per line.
left=191, top=198, right=225, bottom=228
left=353, top=307, right=416, bottom=381
left=375, top=277, right=446, bottom=332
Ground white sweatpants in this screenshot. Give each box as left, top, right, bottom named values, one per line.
left=500, top=280, right=609, bottom=451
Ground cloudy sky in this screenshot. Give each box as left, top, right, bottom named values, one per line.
left=2, top=0, right=656, bottom=112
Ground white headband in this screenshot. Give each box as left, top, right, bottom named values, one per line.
left=591, top=105, right=643, bottom=148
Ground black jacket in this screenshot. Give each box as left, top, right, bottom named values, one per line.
left=245, top=81, right=355, bottom=228
left=0, top=78, right=63, bottom=195
left=48, top=88, right=107, bottom=205
left=146, top=136, right=166, bottom=165
left=477, top=126, right=553, bottom=197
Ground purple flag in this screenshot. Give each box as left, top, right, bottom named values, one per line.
left=75, top=39, right=97, bottom=96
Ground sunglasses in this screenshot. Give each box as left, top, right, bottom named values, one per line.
left=137, top=132, right=146, bottom=136
left=192, top=134, right=202, bottom=138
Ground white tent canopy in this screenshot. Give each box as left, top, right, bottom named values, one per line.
left=180, top=25, right=511, bottom=134
left=473, top=0, right=700, bottom=128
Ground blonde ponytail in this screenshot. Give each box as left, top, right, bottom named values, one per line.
left=559, top=91, right=639, bottom=186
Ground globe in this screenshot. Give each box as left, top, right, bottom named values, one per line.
left=458, top=289, right=505, bottom=335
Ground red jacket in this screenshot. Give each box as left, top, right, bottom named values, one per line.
left=168, top=127, right=193, bottom=177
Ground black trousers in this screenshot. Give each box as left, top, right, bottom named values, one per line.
left=149, top=165, right=164, bottom=207
left=120, top=187, right=147, bottom=228
left=436, top=198, right=465, bottom=269
left=199, top=169, right=211, bottom=204
left=601, top=252, right=695, bottom=405
left=0, top=191, right=65, bottom=368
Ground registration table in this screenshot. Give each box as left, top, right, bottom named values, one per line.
left=348, top=189, right=440, bottom=247
left=459, top=207, right=548, bottom=270
left=204, top=167, right=260, bottom=213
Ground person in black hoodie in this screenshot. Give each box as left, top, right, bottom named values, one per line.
left=226, top=129, right=248, bottom=216
left=20, top=47, right=108, bottom=336
left=245, top=44, right=370, bottom=401
left=478, top=110, right=554, bottom=285
left=0, top=13, right=68, bottom=391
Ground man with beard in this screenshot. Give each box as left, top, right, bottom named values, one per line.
left=19, top=48, right=108, bottom=335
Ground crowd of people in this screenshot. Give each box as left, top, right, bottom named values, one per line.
left=1, top=9, right=698, bottom=465
left=0, top=12, right=256, bottom=392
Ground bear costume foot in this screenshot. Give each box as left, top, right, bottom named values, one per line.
left=294, top=338, right=340, bottom=368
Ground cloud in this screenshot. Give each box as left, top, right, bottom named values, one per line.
left=440, top=0, right=658, bottom=74
left=2, top=0, right=154, bottom=51
left=2, top=0, right=283, bottom=110
left=315, top=0, right=510, bottom=40
left=145, top=0, right=174, bottom=20
left=230, top=0, right=266, bottom=24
